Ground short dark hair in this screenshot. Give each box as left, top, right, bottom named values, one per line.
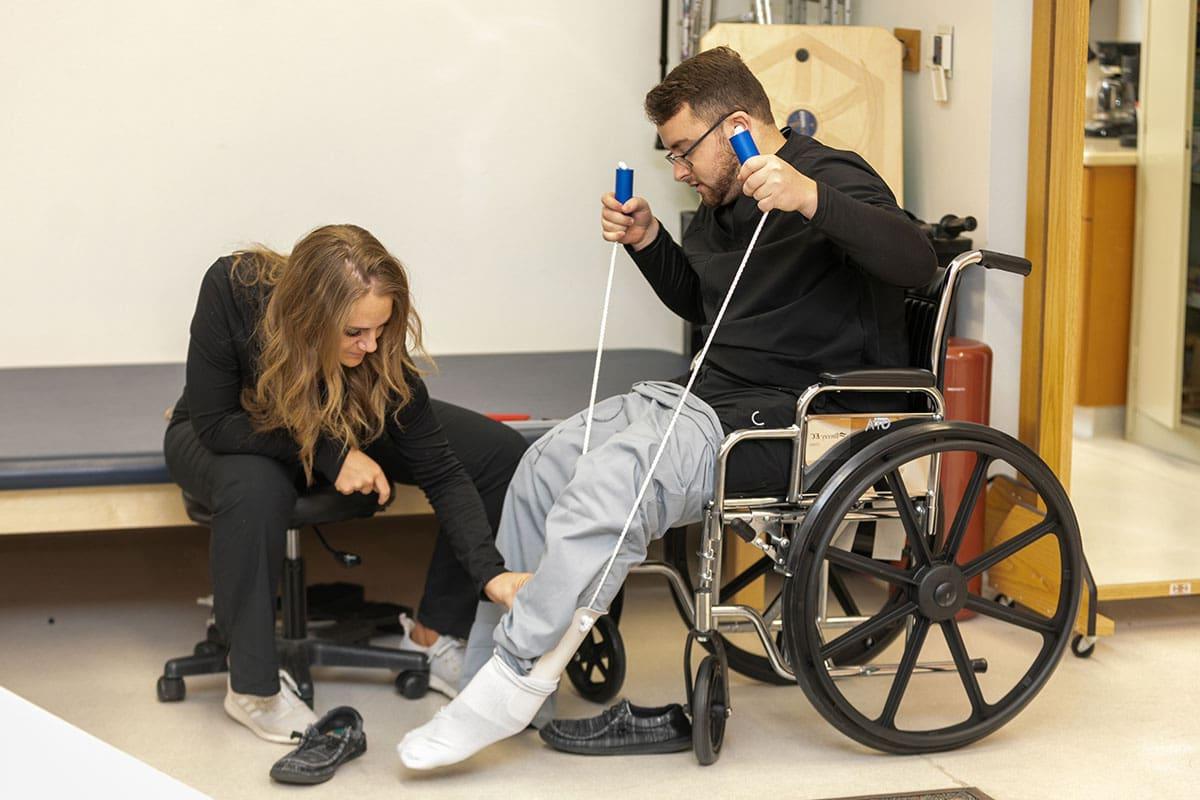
left=644, top=46, right=774, bottom=127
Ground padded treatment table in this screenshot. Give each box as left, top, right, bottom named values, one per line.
left=0, top=350, right=689, bottom=534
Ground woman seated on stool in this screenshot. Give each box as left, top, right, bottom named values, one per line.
left=165, top=223, right=532, bottom=743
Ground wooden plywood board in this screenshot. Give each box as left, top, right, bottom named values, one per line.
left=701, top=24, right=903, bottom=199
left=723, top=534, right=767, bottom=606
left=985, top=480, right=1114, bottom=638
left=0, top=483, right=434, bottom=536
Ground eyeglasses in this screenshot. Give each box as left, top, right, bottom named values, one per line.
left=664, top=110, right=737, bottom=172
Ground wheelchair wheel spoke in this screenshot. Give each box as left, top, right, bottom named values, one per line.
left=940, top=619, right=987, bottom=718
left=964, top=594, right=1057, bottom=635
left=826, top=546, right=917, bottom=587
left=962, top=517, right=1057, bottom=579
left=578, top=638, right=595, bottom=660
left=828, top=566, right=861, bottom=616
left=884, top=470, right=933, bottom=567
left=820, top=601, right=917, bottom=662
left=942, top=454, right=991, bottom=561
left=878, top=616, right=930, bottom=727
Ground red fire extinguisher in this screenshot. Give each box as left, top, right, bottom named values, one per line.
left=941, top=337, right=992, bottom=620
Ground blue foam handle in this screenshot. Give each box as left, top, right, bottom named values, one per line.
left=615, top=165, right=634, bottom=204
left=730, top=126, right=759, bottom=164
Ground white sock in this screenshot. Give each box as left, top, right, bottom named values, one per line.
left=397, top=653, right=556, bottom=769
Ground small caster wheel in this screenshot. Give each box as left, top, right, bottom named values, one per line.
left=994, top=593, right=1016, bottom=608
left=1071, top=633, right=1096, bottom=659
left=193, top=641, right=224, bottom=657
left=396, top=670, right=429, bottom=699
left=157, top=676, right=185, bottom=702
left=566, top=615, right=626, bottom=703
left=690, top=655, right=727, bottom=766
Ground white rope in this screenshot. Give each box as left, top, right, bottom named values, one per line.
left=586, top=211, right=770, bottom=610
left=582, top=242, right=620, bottom=456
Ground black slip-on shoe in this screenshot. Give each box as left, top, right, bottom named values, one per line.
left=539, top=699, right=692, bottom=756
left=269, top=706, right=367, bottom=785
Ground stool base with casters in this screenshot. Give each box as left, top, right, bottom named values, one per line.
left=157, top=486, right=430, bottom=706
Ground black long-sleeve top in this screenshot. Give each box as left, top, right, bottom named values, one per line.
left=169, top=257, right=506, bottom=594
left=629, top=129, right=937, bottom=430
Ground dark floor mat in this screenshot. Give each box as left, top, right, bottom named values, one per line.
left=818, top=790, right=994, bottom=800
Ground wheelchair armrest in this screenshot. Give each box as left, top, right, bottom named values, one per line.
left=818, top=368, right=936, bottom=389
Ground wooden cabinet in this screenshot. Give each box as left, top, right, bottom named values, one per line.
left=1077, top=165, right=1137, bottom=407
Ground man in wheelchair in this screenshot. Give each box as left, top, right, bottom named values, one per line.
left=397, top=45, right=939, bottom=769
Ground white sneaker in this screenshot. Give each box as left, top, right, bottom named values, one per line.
left=398, top=613, right=465, bottom=698
left=224, top=669, right=318, bottom=744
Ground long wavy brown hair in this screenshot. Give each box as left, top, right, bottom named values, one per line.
left=236, top=224, right=428, bottom=483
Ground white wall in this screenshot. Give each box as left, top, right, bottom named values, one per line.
left=0, top=1, right=695, bottom=369
left=853, top=1, right=1033, bottom=437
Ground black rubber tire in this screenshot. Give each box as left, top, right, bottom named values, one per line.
left=690, top=655, right=727, bottom=766
left=395, top=670, right=429, bottom=699
left=784, top=421, right=1083, bottom=755
left=1071, top=634, right=1096, bottom=659
left=156, top=676, right=185, bottom=702
left=566, top=615, right=626, bottom=703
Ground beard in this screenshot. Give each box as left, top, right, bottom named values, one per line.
left=695, top=141, right=741, bottom=207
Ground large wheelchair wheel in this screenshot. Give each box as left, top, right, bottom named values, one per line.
left=783, top=421, right=1083, bottom=754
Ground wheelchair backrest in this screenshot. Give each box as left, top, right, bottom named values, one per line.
left=904, top=267, right=952, bottom=390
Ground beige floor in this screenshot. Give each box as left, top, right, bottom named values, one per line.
left=1071, top=434, right=1200, bottom=589
left=1, top=436, right=1198, bottom=800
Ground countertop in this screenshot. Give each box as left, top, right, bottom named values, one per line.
left=1084, top=137, right=1138, bottom=167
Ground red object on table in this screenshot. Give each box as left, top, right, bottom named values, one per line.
left=485, top=413, right=532, bottom=422
left=941, top=337, right=993, bottom=620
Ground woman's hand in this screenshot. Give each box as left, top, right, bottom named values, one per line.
left=334, top=448, right=391, bottom=505
left=484, top=571, right=533, bottom=610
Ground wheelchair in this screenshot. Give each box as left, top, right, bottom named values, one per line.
left=564, top=248, right=1094, bottom=765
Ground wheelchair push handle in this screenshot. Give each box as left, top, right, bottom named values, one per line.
left=978, top=250, right=1032, bottom=276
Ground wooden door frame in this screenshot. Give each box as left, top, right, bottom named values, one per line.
left=1020, top=0, right=1088, bottom=485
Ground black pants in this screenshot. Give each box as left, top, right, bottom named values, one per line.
left=164, top=400, right=528, bottom=696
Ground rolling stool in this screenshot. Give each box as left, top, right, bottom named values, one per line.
left=156, top=484, right=430, bottom=706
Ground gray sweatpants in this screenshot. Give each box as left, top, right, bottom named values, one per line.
left=462, top=380, right=723, bottom=689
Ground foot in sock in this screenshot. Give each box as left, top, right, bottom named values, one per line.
left=397, top=653, right=555, bottom=769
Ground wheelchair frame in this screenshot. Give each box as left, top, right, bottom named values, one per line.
left=624, top=248, right=1090, bottom=763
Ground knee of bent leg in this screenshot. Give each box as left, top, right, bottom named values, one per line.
left=209, top=455, right=298, bottom=520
